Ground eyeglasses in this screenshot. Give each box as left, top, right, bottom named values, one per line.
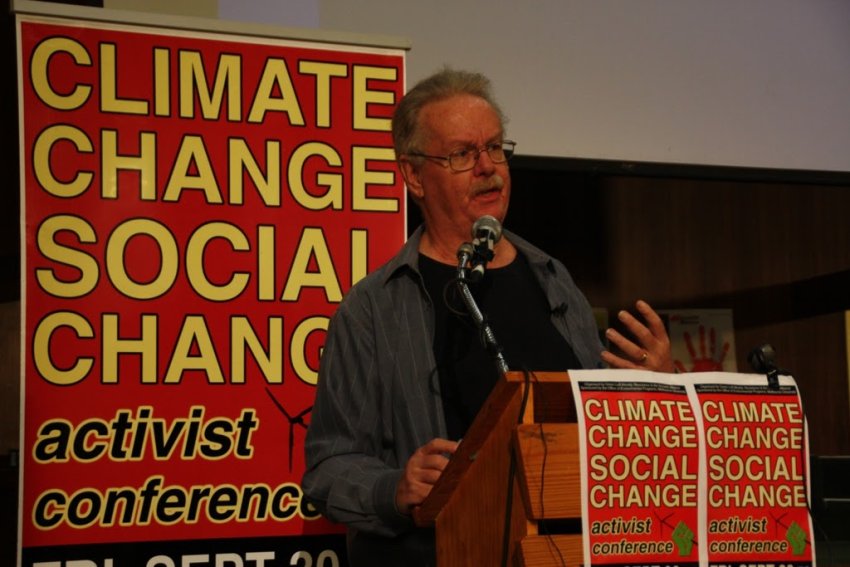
left=407, top=140, right=516, bottom=172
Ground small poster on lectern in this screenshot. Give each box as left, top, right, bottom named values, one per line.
left=692, top=373, right=814, bottom=567
left=571, top=370, right=815, bottom=567
left=572, top=371, right=701, bottom=567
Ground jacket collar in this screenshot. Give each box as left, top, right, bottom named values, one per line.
left=380, top=224, right=557, bottom=285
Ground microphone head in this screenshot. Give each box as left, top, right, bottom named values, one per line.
left=456, top=242, right=474, bottom=261
left=747, top=343, right=777, bottom=373
left=472, top=215, right=502, bottom=243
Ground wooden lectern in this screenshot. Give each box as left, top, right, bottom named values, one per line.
left=413, top=371, right=584, bottom=566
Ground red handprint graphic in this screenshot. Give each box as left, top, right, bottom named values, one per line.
left=674, top=324, right=730, bottom=372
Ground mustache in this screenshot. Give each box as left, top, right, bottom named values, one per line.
left=471, top=174, right=505, bottom=195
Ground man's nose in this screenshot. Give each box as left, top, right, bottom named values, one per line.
left=473, top=147, right=497, bottom=174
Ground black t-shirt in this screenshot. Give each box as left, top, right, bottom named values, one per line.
left=419, top=252, right=581, bottom=440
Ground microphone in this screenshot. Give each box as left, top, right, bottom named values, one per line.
left=469, top=215, right=502, bottom=282
left=456, top=242, right=474, bottom=280
left=747, top=343, right=781, bottom=389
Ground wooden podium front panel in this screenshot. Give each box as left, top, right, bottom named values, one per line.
left=514, top=423, right=582, bottom=520
left=415, top=372, right=578, bottom=565
left=424, top=378, right=529, bottom=566
left=506, top=371, right=576, bottom=424
left=518, top=534, right=583, bottom=567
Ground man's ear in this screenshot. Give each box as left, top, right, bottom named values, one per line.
left=398, top=157, right=424, bottom=201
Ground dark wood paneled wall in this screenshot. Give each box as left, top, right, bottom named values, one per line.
left=508, top=167, right=850, bottom=455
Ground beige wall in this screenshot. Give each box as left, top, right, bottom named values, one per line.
left=104, top=0, right=216, bottom=18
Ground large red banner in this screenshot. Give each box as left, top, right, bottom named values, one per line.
left=18, top=10, right=405, bottom=565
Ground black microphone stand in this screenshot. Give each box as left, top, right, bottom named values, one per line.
left=456, top=237, right=522, bottom=567
left=455, top=243, right=509, bottom=376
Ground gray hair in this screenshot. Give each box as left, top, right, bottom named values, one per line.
left=392, top=68, right=507, bottom=162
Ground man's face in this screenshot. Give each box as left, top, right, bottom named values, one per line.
left=403, top=94, right=511, bottom=243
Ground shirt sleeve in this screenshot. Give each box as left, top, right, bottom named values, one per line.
left=301, top=286, right=414, bottom=537
left=550, top=258, right=606, bottom=369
